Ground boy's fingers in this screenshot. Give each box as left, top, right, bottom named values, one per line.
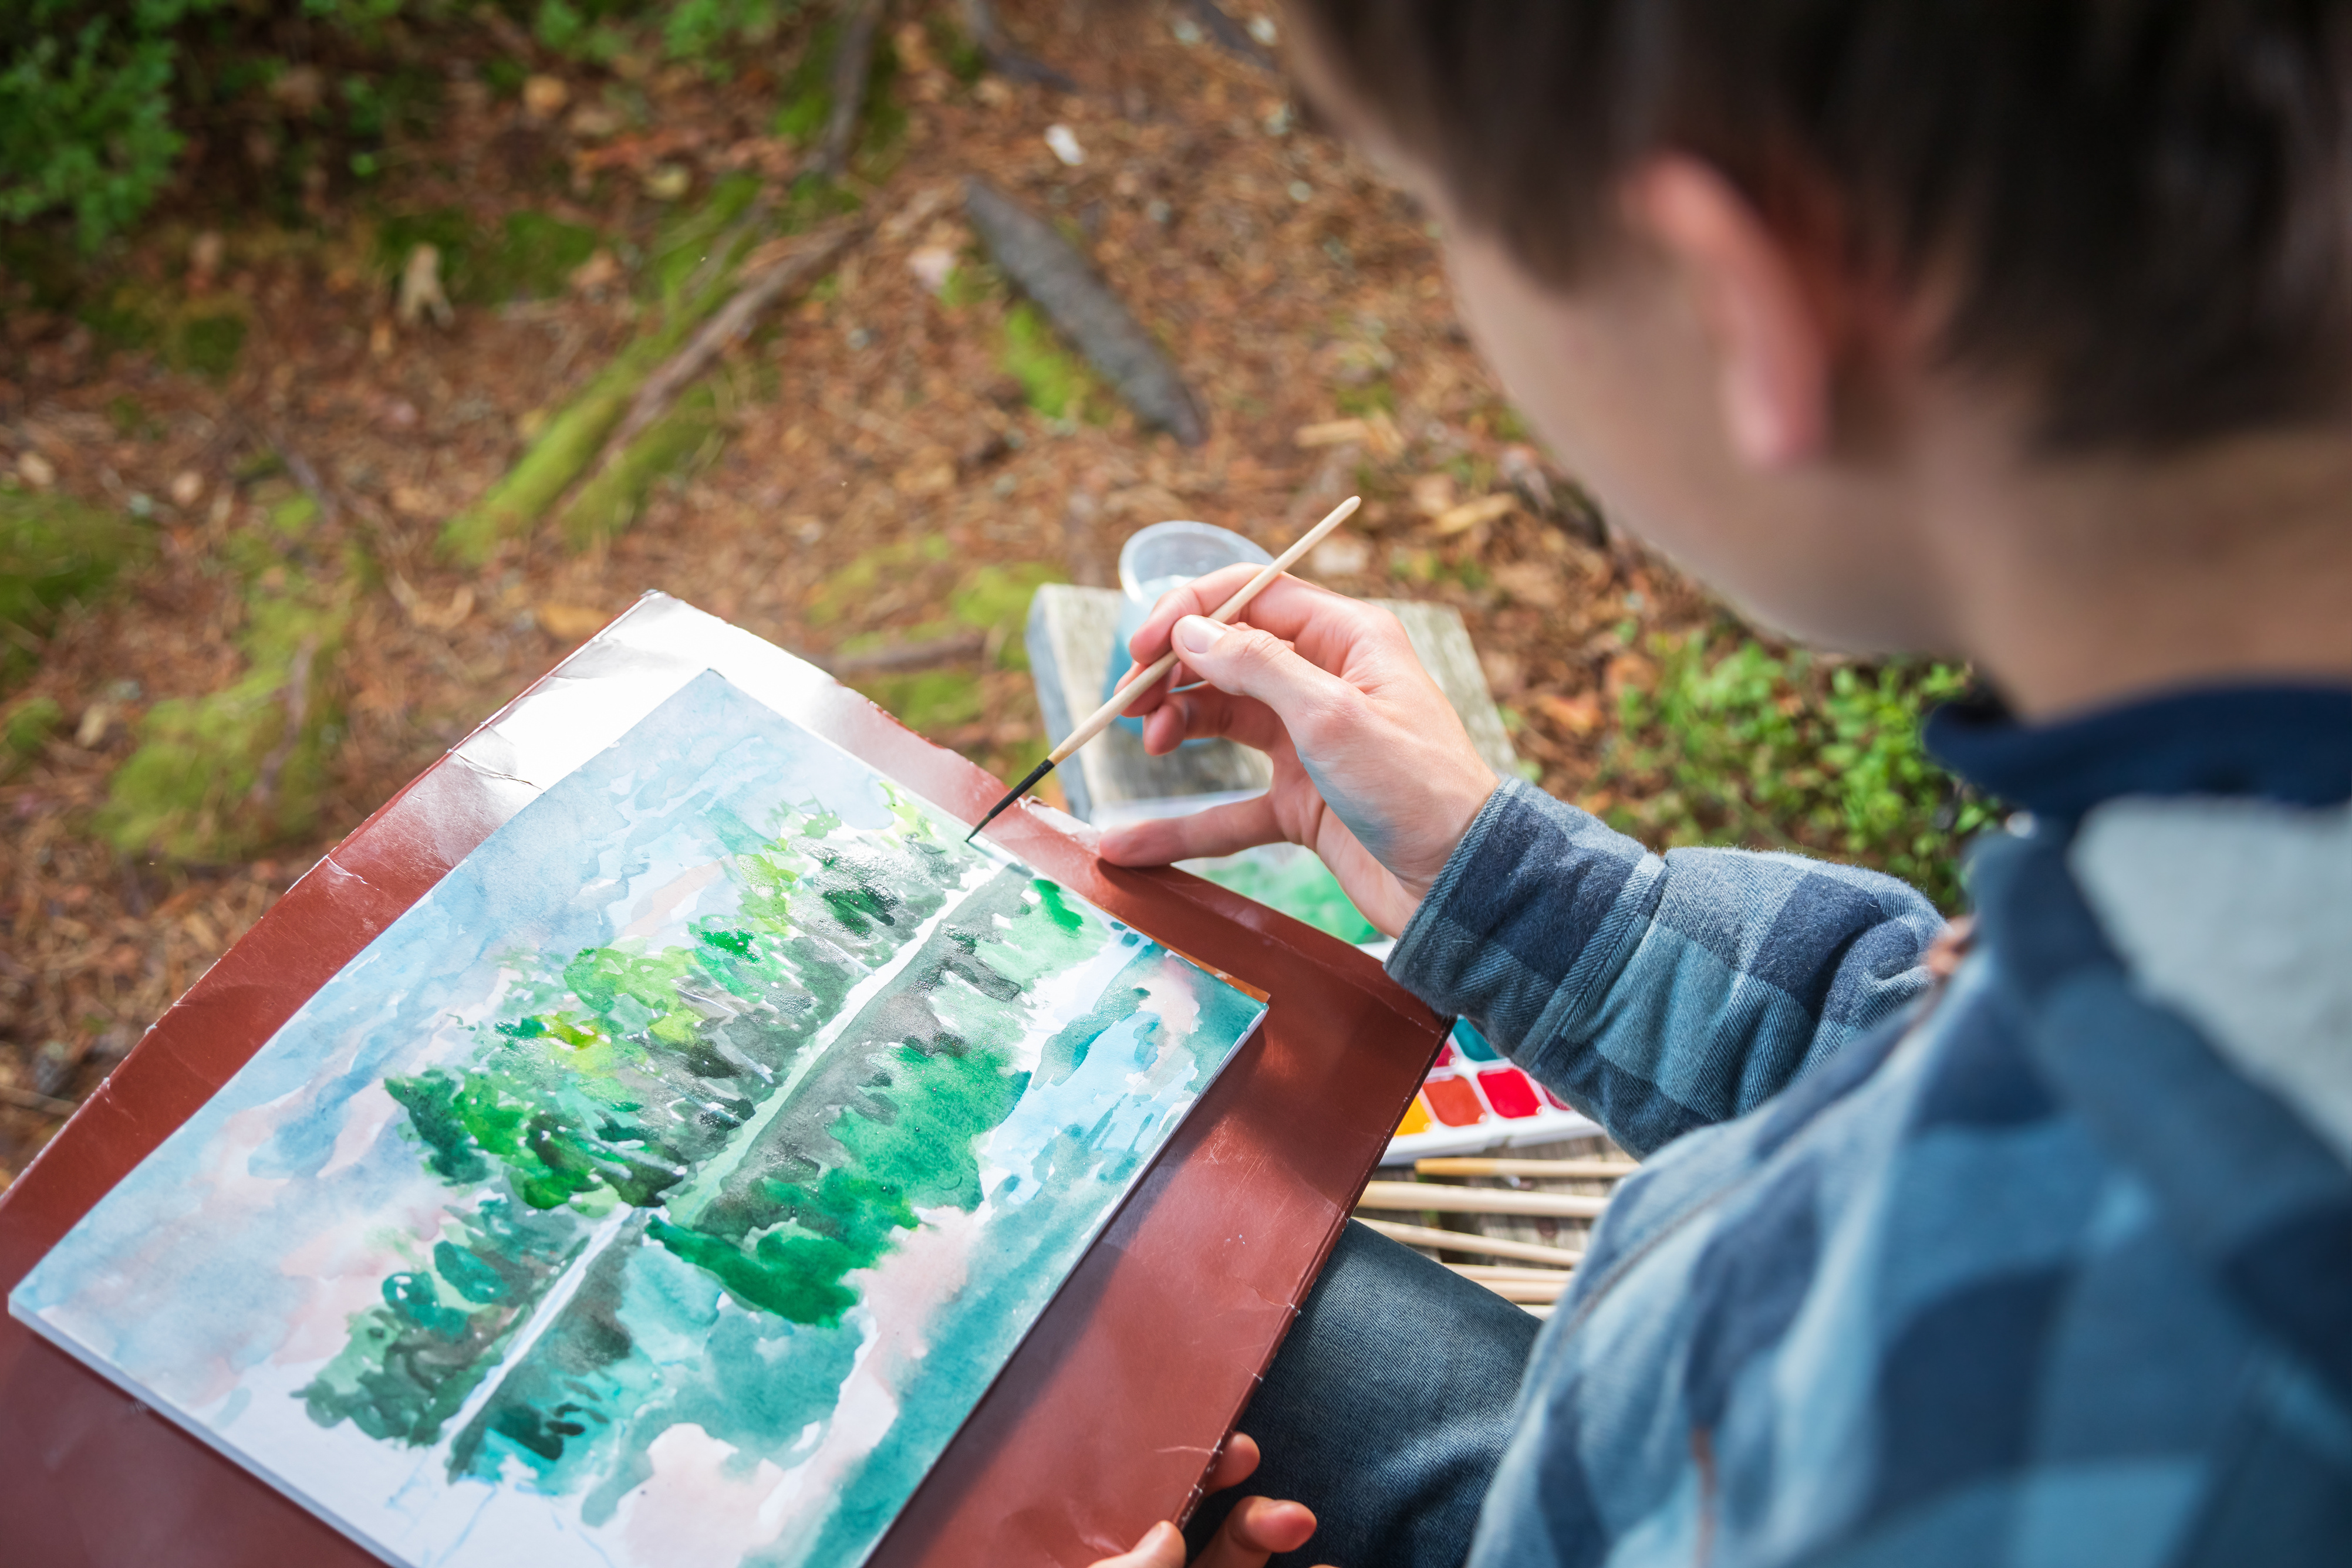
left=1203, top=1432, right=1261, bottom=1493
left=1167, top=618, right=1362, bottom=752
left=1194, top=1497, right=1319, bottom=1568
left=1140, top=688, right=1290, bottom=758
left=1088, top=1520, right=1187, bottom=1568
left=1098, top=794, right=1284, bottom=868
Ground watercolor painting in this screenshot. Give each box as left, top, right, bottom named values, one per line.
left=12, top=670, right=1265, bottom=1568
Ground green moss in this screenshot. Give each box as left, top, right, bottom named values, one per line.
left=926, top=12, right=986, bottom=83
left=270, top=494, right=319, bottom=536
left=176, top=311, right=248, bottom=381
left=853, top=668, right=983, bottom=735
left=2, top=694, right=62, bottom=769
left=1000, top=303, right=1104, bottom=423
left=96, top=540, right=351, bottom=863
left=0, top=492, right=149, bottom=690
left=106, top=395, right=153, bottom=438
left=481, top=211, right=603, bottom=302
left=1335, top=380, right=1396, bottom=418
left=556, top=381, right=723, bottom=550
left=805, top=535, right=954, bottom=628
left=949, top=560, right=1065, bottom=669
left=936, top=261, right=1000, bottom=310
left=648, top=173, right=764, bottom=305
left=376, top=208, right=600, bottom=305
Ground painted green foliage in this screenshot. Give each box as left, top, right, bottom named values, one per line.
left=302, top=789, right=1106, bottom=1476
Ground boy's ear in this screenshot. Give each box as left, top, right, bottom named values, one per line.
left=1624, top=156, right=1832, bottom=469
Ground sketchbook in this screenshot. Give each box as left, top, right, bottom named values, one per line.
left=9, top=668, right=1267, bottom=1568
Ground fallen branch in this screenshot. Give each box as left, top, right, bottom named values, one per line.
left=821, top=630, right=987, bottom=675
left=0, top=1082, right=79, bottom=1117
left=583, top=219, right=866, bottom=491
left=818, top=0, right=885, bottom=180
left=964, top=178, right=1208, bottom=445
left=958, top=0, right=1078, bottom=91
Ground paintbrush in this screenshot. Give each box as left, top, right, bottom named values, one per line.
left=964, top=495, right=1363, bottom=843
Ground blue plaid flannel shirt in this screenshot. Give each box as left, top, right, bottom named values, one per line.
left=1386, top=685, right=2352, bottom=1567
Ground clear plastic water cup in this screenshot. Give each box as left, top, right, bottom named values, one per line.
left=1102, top=521, right=1274, bottom=735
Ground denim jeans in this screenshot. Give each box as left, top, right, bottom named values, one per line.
left=1183, top=1220, right=1540, bottom=1568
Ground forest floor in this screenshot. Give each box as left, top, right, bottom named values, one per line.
left=0, top=1, right=1727, bottom=1182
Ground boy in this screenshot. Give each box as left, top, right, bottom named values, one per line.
left=1085, top=4, right=2352, bottom=1566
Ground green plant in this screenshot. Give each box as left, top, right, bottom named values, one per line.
left=1604, top=631, right=1995, bottom=909
left=0, top=2, right=230, bottom=249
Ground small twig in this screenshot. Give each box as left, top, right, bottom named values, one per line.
left=0, top=1083, right=79, bottom=1118
left=817, top=630, right=987, bottom=675
left=1184, top=0, right=1277, bottom=69
left=818, top=0, right=885, bottom=180
left=271, top=431, right=340, bottom=527
left=249, top=637, right=316, bottom=809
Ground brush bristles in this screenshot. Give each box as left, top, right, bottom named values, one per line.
left=965, top=757, right=1058, bottom=842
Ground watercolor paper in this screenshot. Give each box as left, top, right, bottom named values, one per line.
left=11, top=670, right=1266, bottom=1568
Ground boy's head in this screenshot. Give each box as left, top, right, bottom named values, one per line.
left=1283, top=2, right=2352, bottom=697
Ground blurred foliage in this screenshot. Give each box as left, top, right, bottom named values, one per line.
left=1603, top=630, right=1996, bottom=910
left=0, top=0, right=818, bottom=251
left=2, top=693, right=64, bottom=772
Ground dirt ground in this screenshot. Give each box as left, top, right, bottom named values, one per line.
left=0, top=1, right=1717, bottom=1182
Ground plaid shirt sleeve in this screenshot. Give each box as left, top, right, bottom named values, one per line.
left=1386, top=779, right=1946, bottom=1156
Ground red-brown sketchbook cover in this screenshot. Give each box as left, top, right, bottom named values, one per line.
left=0, top=594, right=1443, bottom=1567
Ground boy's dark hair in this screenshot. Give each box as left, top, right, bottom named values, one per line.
left=1289, top=0, right=2352, bottom=452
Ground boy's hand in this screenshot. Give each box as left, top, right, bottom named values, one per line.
left=1098, top=566, right=1499, bottom=937
left=1086, top=1434, right=1331, bottom=1568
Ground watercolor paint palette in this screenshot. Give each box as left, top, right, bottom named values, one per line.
left=1384, top=1020, right=1599, bottom=1161
left=9, top=670, right=1266, bottom=1568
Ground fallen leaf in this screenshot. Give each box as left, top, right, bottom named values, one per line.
left=907, top=245, right=956, bottom=294
left=268, top=66, right=325, bottom=115
left=1480, top=648, right=1525, bottom=698
left=522, top=74, right=571, bottom=120
left=535, top=603, right=610, bottom=640
left=1492, top=561, right=1565, bottom=607
left=1535, top=691, right=1604, bottom=736
left=1309, top=536, right=1372, bottom=577
left=1295, top=417, right=1368, bottom=449
left=569, top=248, right=623, bottom=295
left=1410, top=472, right=1458, bottom=518
left=1433, top=493, right=1517, bottom=535
left=566, top=103, right=623, bottom=140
